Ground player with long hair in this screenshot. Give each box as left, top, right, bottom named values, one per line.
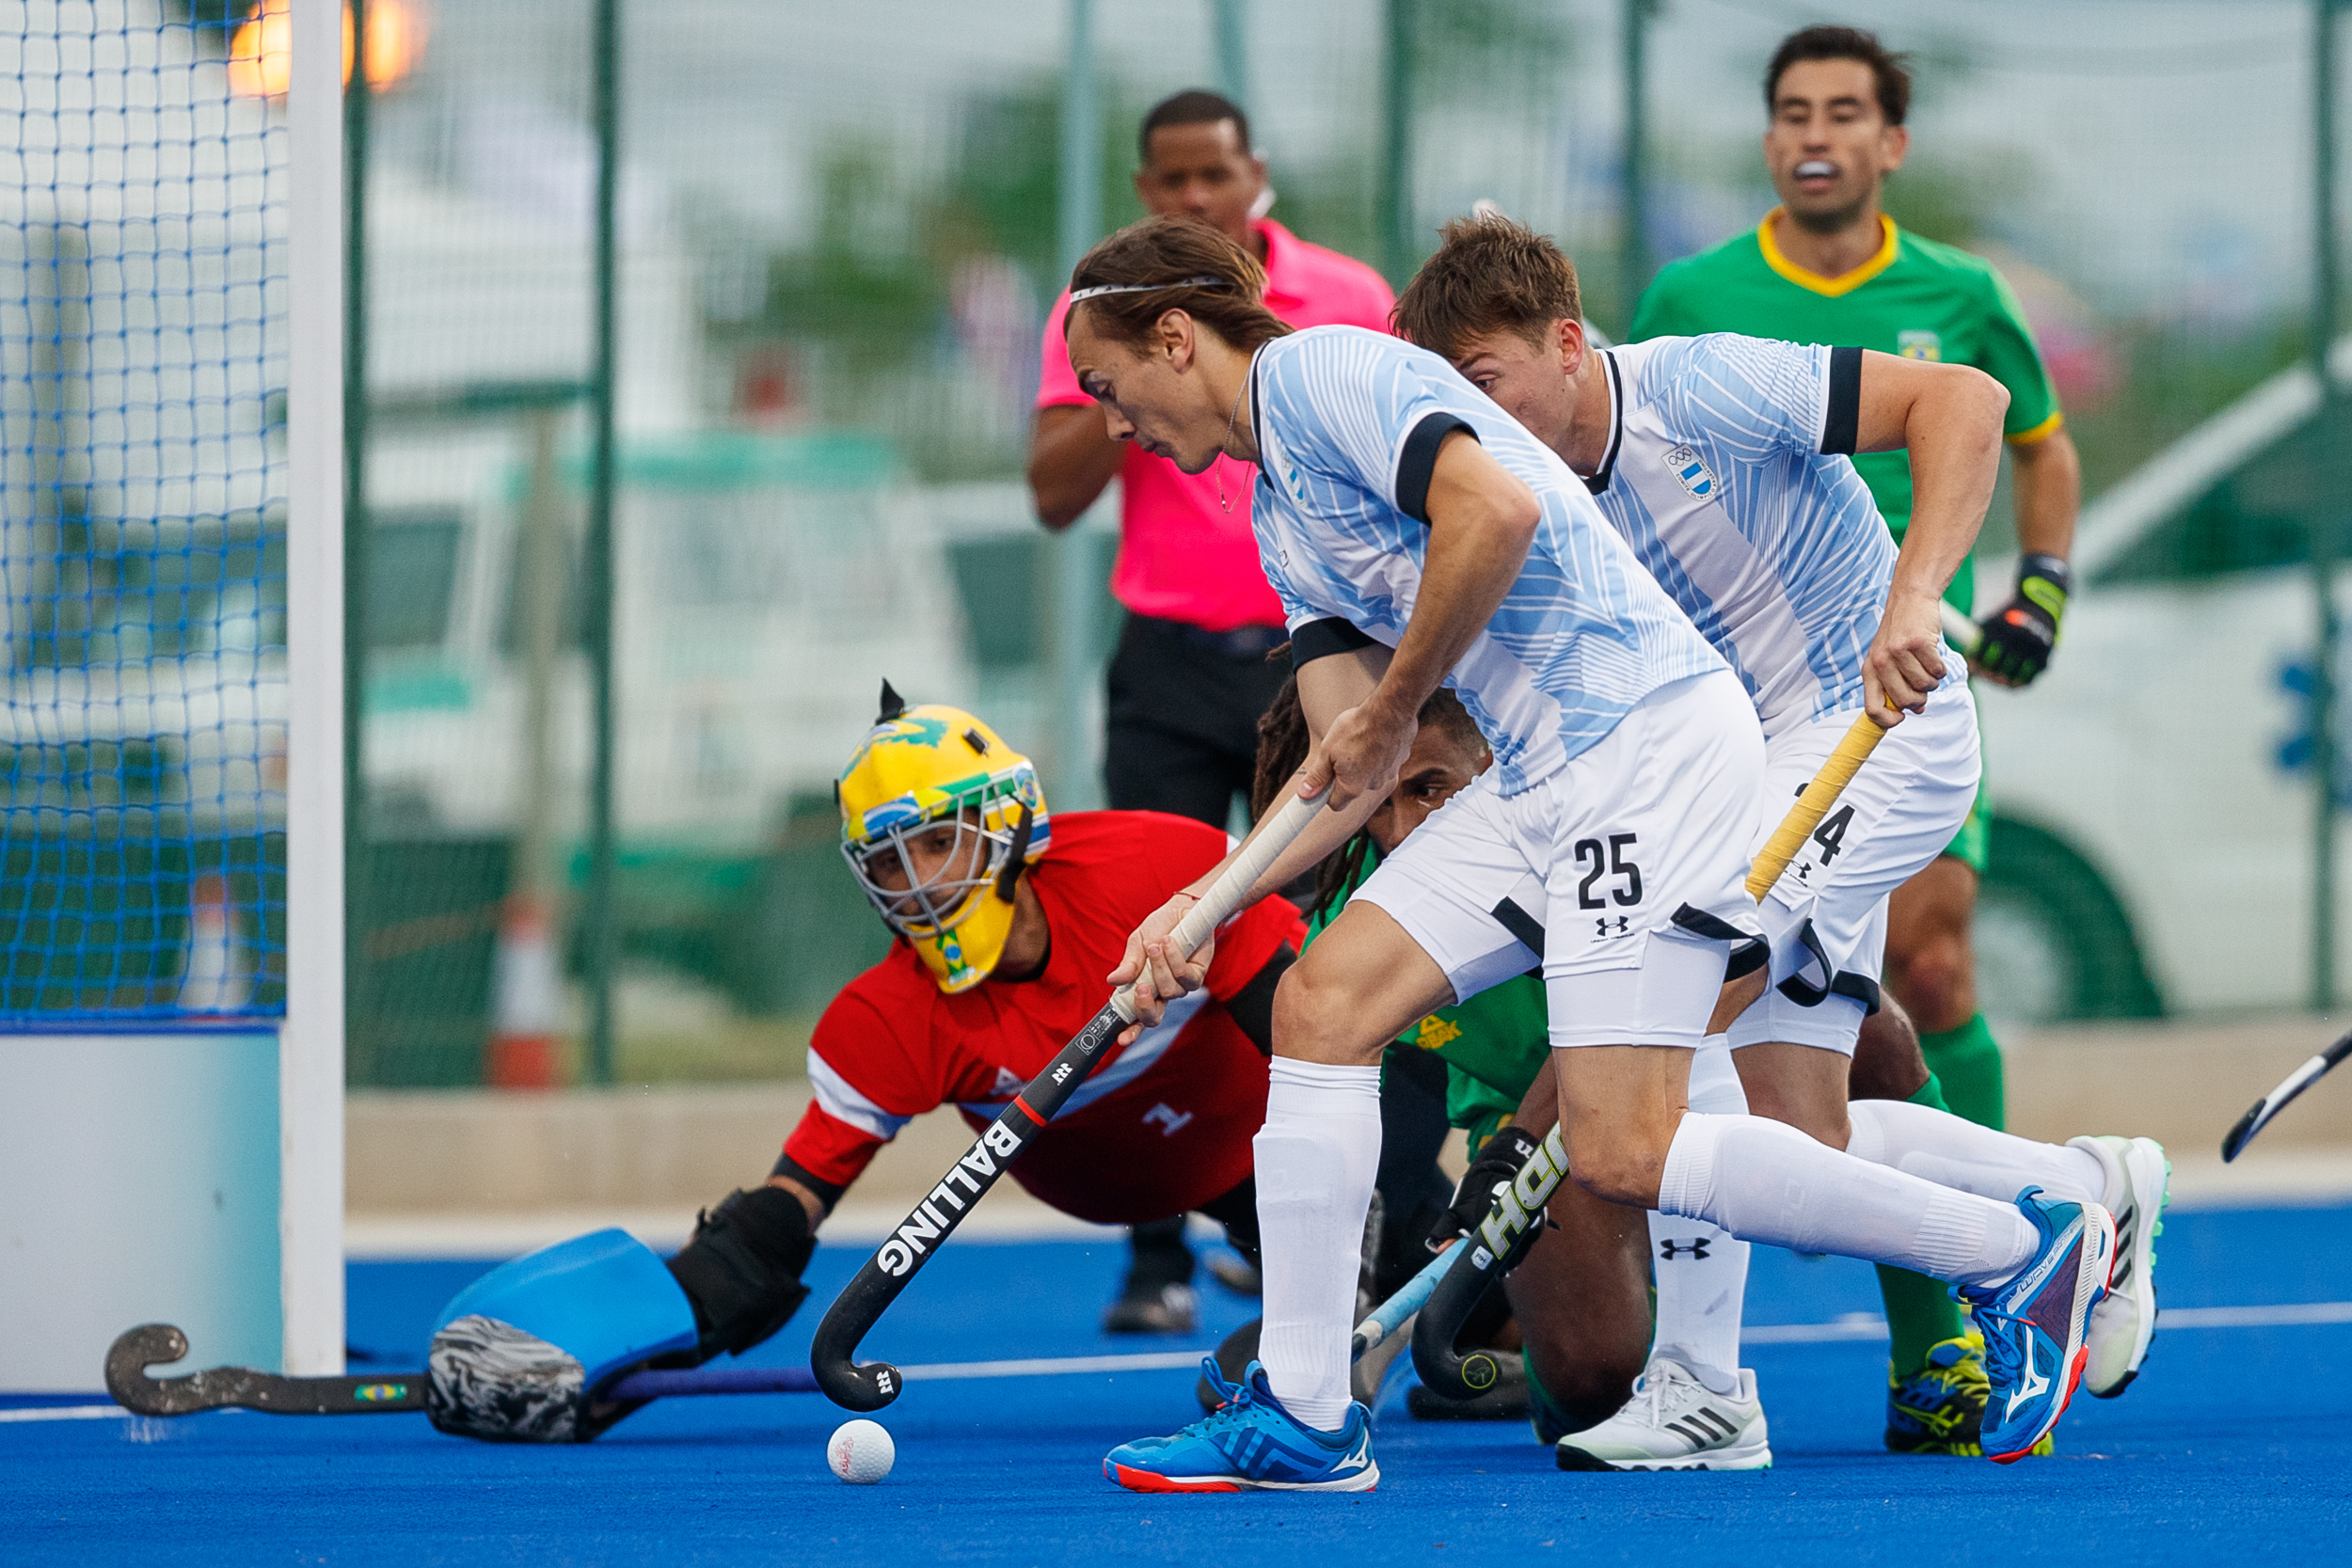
left=1065, top=214, right=2120, bottom=1491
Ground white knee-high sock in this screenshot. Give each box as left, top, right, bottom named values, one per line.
left=1648, top=1039, right=1749, bottom=1396
left=1659, top=1112, right=2039, bottom=1289
left=1253, top=1057, right=1383, bottom=1431
left=1845, top=1099, right=2110, bottom=1209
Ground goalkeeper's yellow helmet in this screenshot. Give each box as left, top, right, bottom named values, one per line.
left=836, top=682, right=1051, bottom=993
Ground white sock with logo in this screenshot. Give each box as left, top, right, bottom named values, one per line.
left=1658, top=1111, right=2039, bottom=1289
left=1253, top=1056, right=1383, bottom=1432
left=1845, top=1099, right=2111, bottom=1209
left=1647, top=1038, right=1749, bottom=1397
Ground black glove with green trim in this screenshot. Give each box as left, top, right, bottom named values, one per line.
left=1424, top=1124, right=1541, bottom=1254
left=1972, top=552, right=2070, bottom=687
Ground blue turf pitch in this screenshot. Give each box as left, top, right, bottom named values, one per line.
left=8, top=1203, right=2351, bottom=1565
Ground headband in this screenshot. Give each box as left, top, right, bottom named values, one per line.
left=1068, top=275, right=1231, bottom=303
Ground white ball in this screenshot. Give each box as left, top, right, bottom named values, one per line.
left=827, top=1418, right=895, bottom=1484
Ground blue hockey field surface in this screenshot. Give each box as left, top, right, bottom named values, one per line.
left=7, top=1200, right=2351, bottom=1566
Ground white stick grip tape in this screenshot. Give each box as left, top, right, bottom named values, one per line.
left=1110, top=788, right=1328, bottom=1024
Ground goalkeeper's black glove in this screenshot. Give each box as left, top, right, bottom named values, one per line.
left=1972, top=553, right=2071, bottom=688
left=1425, top=1124, right=1542, bottom=1255
left=664, top=1185, right=815, bottom=1365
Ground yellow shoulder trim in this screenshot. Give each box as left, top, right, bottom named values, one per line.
left=2007, top=409, right=2066, bottom=447
left=1756, top=209, right=1900, bottom=298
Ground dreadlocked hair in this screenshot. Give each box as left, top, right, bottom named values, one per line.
left=1250, top=668, right=1491, bottom=925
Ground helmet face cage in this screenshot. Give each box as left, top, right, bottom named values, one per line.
left=842, top=771, right=1032, bottom=942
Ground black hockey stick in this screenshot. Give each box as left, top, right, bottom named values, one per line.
left=2222, top=1025, right=2352, bottom=1162
left=810, top=787, right=1332, bottom=1412
left=1410, top=1127, right=1569, bottom=1401
left=106, top=1323, right=818, bottom=1418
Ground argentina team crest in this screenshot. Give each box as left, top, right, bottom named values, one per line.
left=1662, top=443, right=1716, bottom=499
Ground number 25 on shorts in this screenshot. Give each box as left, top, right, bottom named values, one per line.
left=1575, top=833, right=1643, bottom=940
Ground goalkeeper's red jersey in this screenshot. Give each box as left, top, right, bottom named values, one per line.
left=780, top=811, right=1304, bottom=1225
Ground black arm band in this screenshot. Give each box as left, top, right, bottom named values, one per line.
left=769, top=1154, right=846, bottom=1214
left=1821, top=345, right=1863, bottom=456
left=1225, top=943, right=1295, bottom=1056
left=1397, top=412, right=1476, bottom=523
left=1291, top=616, right=1375, bottom=668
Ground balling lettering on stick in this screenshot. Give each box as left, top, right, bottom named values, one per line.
left=809, top=787, right=1333, bottom=1412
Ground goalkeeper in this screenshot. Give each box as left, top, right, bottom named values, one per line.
left=1629, top=22, right=2082, bottom=1432
left=653, top=685, right=1307, bottom=1370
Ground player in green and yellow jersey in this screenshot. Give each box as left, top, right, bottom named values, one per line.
left=1630, top=23, right=2081, bottom=1449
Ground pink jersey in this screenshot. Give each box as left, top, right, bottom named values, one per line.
left=1037, top=218, right=1395, bottom=633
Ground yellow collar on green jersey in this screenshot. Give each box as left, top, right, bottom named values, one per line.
left=1756, top=208, right=1900, bottom=297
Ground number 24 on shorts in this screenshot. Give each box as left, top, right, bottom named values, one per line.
left=1575, top=833, right=1643, bottom=938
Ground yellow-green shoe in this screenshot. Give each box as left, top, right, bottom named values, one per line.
left=1884, top=1336, right=2056, bottom=1457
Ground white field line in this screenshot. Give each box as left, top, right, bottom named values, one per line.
left=9, top=1304, right=2349, bottom=1424
left=897, top=1351, right=1204, bottom=1381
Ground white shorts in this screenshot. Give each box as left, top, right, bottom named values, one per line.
left=1727, top=661, right=1981, bottom=1055
left=1355, top=671, right=1766, bottom=1051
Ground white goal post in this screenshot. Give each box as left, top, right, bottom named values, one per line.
left=283, top=0, right=347, bottom=1379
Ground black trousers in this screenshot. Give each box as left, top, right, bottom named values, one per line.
left=1104, top=612, right=1292, bottom=826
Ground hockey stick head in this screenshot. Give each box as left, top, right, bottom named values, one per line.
left=105, top=1323, right=198, bottom=1415
left=810, top=1286, right=905, bottom=1411
left=1410, top=1128, right=1567, bottom=1402
left=104, top=1323, right=425, bottom=1417
left=2221, top=1026, right=2352, bottom=1162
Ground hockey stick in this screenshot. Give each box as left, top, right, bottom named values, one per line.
left=105, top=1323, right=819, bottom=1418
left=1350, top=1239, right=1462, bottom=1361
left=1939, top=600, right=1983, bottom=661
left=1415, top=709, right=1894, bottom=1401
left=2221, top=1026, right=2352, bottom=1162
left=810, top=787, right=1334, bottom=1412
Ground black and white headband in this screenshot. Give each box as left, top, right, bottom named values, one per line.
left=1068, top=275, right=1231, bottom=303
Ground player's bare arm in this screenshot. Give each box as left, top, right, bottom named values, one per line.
left=1975, top=424, right=2082, bottom=687
left=1025, top=404, right=1124, bottom=530
left=1851, top=351, right=2009, bottom=721
left=1305, top=432, right=1537, bottom=809
left=1111, top=647, right=1388, bottom=1029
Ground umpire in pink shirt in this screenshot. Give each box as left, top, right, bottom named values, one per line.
left=1025, top=90, right=1394, bottom=1338
left=1028, top=90, right=1393, bottom=822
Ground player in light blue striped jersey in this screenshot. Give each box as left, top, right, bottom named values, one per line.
left=1063, top=216, right=2116, bottom=1491
left=1396, top=214, right=2168, bottom=1469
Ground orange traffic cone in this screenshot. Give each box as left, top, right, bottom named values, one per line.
left=486, top=895, right=564, bottom=1088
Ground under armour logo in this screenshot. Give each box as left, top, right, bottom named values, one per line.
left=1596, top=915, right=1630, bottom=938
left=1142, top=1103, right=1194, bottom=1137
left=1659, top=1238, right=1712, bottom=1260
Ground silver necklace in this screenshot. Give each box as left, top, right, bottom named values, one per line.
left=1216, top=354, right=1254, bottom=514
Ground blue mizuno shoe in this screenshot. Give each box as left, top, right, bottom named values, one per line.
left=1958, top=1187, right=2115, bottom=1465
left=1103, top=1358, right=1378, bottom=1493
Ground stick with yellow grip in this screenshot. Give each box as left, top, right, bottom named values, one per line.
left=1745, top=709, right=1896, bottom=900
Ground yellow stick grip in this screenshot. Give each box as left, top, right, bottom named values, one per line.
left=1746, top=711, right=1892, bottom=900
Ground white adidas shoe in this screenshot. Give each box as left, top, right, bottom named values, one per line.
left=1554, top=1359, right=1772, bottom=1471
left=2070, top=1134, right=2169, bottom=1397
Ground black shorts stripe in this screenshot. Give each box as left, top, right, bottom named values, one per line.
left=1489, top=896, right=1548, bottom=959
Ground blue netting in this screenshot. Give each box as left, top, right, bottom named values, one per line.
left=0, top=3, right=287, bottom=1024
